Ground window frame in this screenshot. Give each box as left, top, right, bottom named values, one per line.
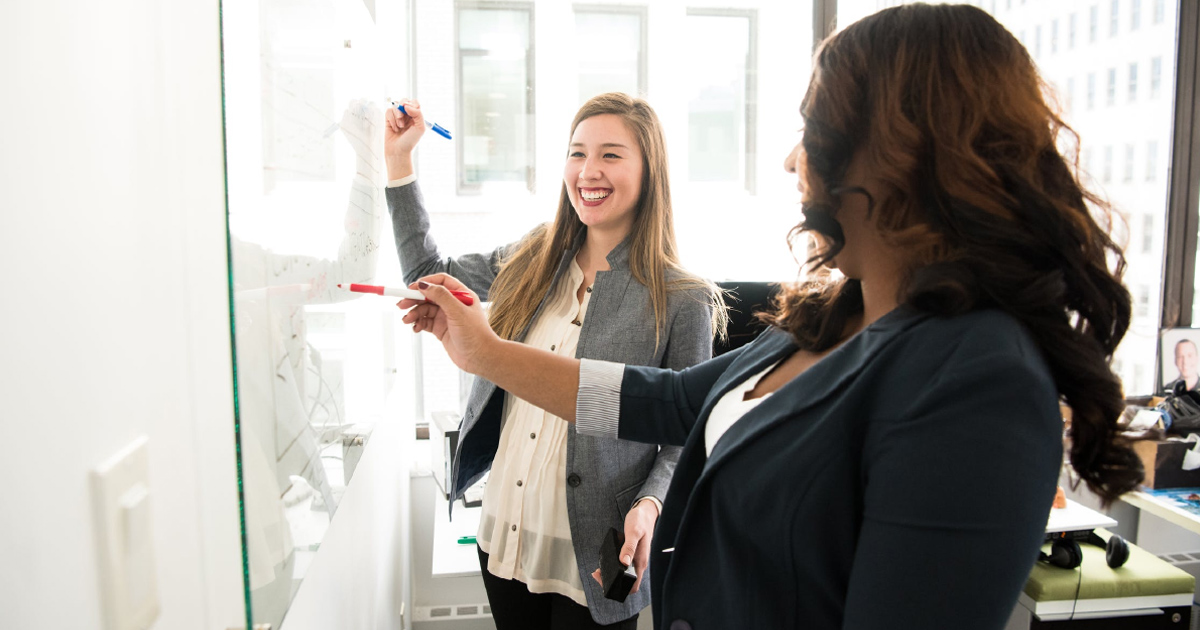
left=685, top=6, right=760, bottom=195
left=572, top=3, right=650, bottom=101
left=453, top=0, right=537, bottom=195
left=1160, top=0, right=1200, bottom=328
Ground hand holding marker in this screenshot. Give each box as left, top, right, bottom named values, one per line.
left=338, top=283, right=474, bottom=306
left=397, top=103, right=452, bottom=140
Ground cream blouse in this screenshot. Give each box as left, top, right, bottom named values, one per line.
left=477, top=258, right=592, bottom=605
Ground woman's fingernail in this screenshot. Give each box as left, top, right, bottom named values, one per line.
left=622, top=555, right=631, bottom=565
left=418, top=281, right=430, bottom=290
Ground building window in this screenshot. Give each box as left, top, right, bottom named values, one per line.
left=1103, top=145, right=1112, bottom=182
left=686, top=10, right=757, bottom=193
left=1069, top=12, right=1078, bottom=48
left=1131, top=0, right=1141, bottom=30
left=1124, top=143, right=1135, bottom=182
left=1128, top=62, right=1138, bottom=102
left=1154, top=0, right=1165, bottom=24
left=1146, top=140, right=1158, bottom=181
left=1034, top=24, right=1042, bottom=58
left=1067, top=76, right=1076, bottom=113
left=1087, top=72, right=1096, bottom=110
left=1083, top=148, right=1093, bottom=174
left=573, top=6, right=647, bottom=105
left=1110, top=0, right=1119, bottom=36
left=1143, top=214, right=1155, bottom=254
left=1051, top=19, right=1058, bottom=54
left=1136, top=284, right=1150, bottom=318
left=1090, top=4, right=1099, bottom=42
left=1151, top=56, right=1163, bottom=98
left=456, top=2, right=535, bottom=193
left=1106, top=67, right=1116, bottom=106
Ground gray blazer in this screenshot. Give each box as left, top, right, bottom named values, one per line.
left=386, top=182, right=714, bottom=623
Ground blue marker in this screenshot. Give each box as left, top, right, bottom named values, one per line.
left=398, top=103, right=453, bottom=140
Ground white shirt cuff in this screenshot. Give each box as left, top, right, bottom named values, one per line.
left=576, top=358, right=624, bottom=439
left=633, top=496, right=663, bottom=516
left=386, top=174, right=417, bottom=188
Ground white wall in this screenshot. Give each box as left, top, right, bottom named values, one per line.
left=0, top=1, right=245, bottom=629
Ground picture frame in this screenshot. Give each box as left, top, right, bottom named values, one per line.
left=1160, top=327, right=1200, bottom=393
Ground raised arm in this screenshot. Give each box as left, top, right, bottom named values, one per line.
left=384, top=100, right=506, bottom=298
left=402, top=273, right=740, bottom=443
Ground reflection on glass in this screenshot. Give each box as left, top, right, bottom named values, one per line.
left=223, top=0, right=391, bottom=626
left=685, top=13, right=752, bottom=187
left=574, top=9, right=643, bottom=104
left=458, top=7, right=533, bottom=190
left=837, top=0, right=1178, bottom=394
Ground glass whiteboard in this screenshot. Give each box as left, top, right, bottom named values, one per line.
left=220, top=0, right=396, bottom=626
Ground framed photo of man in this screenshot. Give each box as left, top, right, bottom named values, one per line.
left=1160, top=328, right=1200, bottom=394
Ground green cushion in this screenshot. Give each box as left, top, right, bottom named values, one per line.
left=1024, top=530, right=1195, bottom=601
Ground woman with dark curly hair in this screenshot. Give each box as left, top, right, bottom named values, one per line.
left=398, top=4, right=1142, bottom=628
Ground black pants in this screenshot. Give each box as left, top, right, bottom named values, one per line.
left=477, top=546, right=639, bottom=630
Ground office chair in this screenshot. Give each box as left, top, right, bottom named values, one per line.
left=713, top=281, right=781, bottom=357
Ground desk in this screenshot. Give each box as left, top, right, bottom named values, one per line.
left=431, top=492, right=483, bottom=578
left=1047, top=499, right=1117, bottom=533
left=1122, top=491, right=1200, bottom=537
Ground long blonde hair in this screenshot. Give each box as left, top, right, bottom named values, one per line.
left=487, top=92, right=725, bottom=346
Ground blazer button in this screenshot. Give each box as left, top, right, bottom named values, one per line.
left=567, top=473, right=581, bottom=487
left=669, top=621, right=692, bottom=630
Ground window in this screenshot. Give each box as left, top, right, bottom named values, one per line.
left=1087, top=72, right=1096, bottom=110
left=1083, top=148, right=1093, bottom=174
left=685, top=10, right=757, bottom=193
left=1129, top=62, right=1138, bottom=102
left=1147, top=140, right=1158, bottom=181
left=1067, top=77, right=1076, bottom=113
left=1070, top=12, right=1077, bottom=48
left=1151, top=56, right=1163, bottom=98
left=1090, top=4, right=1099, bottom=42
left=1124, top=143, right=1135, bottom=182
left=1143, top=213, right=1155, bottom=253
left=1131, top=0, right=1141, bottom=31
left=456, top=3, right=535, bottom=193
left=1154, top=0, right=1165, bottom=24
left=574, top=6, right=647, bottom=105
left=1106, top=67, right=1116, bottom=106
left=1103, top=145, right=1113, bottom=182
left=1136, top=284, right=1150, bottom=318
left=1051, top=19, right=1058, bottom=54
left=1110, top=0, right=1119, bottom=36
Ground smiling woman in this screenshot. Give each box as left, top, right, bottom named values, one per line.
left=383, top=92, right=726, bottom=630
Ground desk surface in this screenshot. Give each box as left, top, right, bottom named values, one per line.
left=1046, top=498, right=1117, bottom=533
left=1122, top=490, right=1200, bottom=537
left=431, top=492, right=483, bottom=578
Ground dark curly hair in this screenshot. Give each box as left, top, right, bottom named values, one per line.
left=762, top=3, right=1141, bottom=505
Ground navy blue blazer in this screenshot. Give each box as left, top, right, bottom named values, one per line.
left=611, top=306, right=1062, bottom=630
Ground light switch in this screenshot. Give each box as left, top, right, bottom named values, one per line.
left=91, top=436, right=160, bottom=630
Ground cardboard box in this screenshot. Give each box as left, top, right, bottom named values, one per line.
left=1133, top=439, right=1200, bottom=489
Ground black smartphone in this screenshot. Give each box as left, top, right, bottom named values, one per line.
left=599, top=527, right=637, bottom=602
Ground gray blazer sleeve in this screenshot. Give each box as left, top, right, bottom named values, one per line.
left=634, top=287, right=714, bottom=504
left=386, top=181, right=510, bottom=300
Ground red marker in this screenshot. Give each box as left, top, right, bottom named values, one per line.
left=338, top=283, right=474, bottom=306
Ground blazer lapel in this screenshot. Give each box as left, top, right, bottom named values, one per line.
left=698, top=306, right=928, bottom=482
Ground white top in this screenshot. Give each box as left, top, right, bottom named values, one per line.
left=703, top=359, right=781, bottom=456
left=477, top=258, right=591, bottom=605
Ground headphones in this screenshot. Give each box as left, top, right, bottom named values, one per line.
left=1039, top=530, right=1130, bottom=570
